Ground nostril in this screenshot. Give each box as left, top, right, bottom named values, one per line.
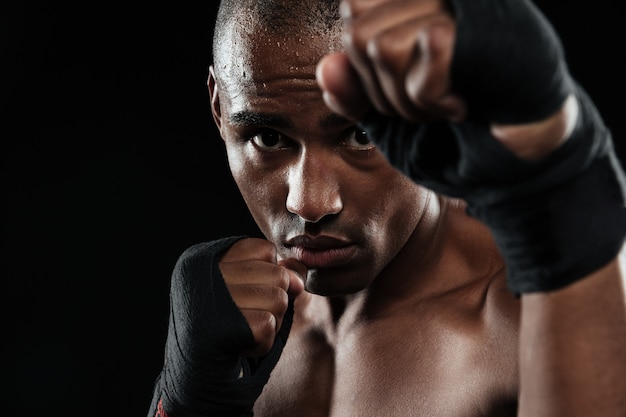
left=286, top=152, right=343, bottom=223
left=286, top=185, right=342, bottom=223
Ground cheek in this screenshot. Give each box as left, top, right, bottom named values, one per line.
left=366, top=174, right=422, bottom=254
left=227, top=148, right=286, bottom=233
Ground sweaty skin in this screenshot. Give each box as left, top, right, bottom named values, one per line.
left=193, top=0, right=626, bottom=416
left=144, top=0, right=626, bottom=415
left=209, top=16, right=521, bottom=417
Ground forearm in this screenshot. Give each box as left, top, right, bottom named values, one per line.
left=511, top=98, right=626, bottom=415
left=147, top=238, right=298, bottom=417
left=518, top=255, right=626, bottom=416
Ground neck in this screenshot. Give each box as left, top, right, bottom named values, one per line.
left=328, top=193, right=504, bottom=323
left=297, top=192, right=504, bottom=344
left=306, top=191, right=444, bottom=333
left=358, top=192, right=448, bottom=310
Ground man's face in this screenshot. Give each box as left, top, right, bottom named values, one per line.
left=210, top=23, right=427, bottom=296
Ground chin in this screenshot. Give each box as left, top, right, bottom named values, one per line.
left=304, top=268, right=369, bottom=297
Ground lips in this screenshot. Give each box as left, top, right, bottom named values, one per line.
left=285, top=235, right=357, bottom=269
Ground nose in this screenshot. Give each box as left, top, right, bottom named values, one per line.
left=286, top=150, right=343, bottom=223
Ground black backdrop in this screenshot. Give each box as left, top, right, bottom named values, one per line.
left=2, top=1, right=624, bottom=416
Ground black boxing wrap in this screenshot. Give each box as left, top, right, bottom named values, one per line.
left=360, top=84, right=626, bottom=294
left=148, top=237, right=293, bottom=417
left=449, top=0, right=575, bottom=124
left=358, top=0, right=626, bottom=294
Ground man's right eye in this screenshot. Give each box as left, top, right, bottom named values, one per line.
left=250, top=130, right=289, bottom=150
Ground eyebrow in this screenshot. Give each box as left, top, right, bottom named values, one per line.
left=229, top=111, right=292, bottom=129
left=228, top=111, right=353, bottom=130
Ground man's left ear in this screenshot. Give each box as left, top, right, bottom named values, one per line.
left=208, top=65, right=224, bottom=133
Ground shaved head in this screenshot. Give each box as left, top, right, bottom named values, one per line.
left=212, top=0, right=343, bottom=75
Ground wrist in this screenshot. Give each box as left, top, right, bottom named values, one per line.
left=490, top=94, right=579, bottom=161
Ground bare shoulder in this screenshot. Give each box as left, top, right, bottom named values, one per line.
left=441, top=196, right=521, bottom=329
left=255, top=199, right=522, bottom=416
left=485, top=269, right=521, bottom=333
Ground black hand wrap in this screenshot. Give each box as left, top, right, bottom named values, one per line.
left=450, top=0, right=574, bottom=124
left=148, top=237, right=293, bottom=417
left=359, top=0, right=626, bottom=295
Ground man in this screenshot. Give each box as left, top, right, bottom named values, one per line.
left=148, top=0, right=626, bottom=415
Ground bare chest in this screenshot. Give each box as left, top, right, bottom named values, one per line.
left=254, top=310, right=519, bottom=417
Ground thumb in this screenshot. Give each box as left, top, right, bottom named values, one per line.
left=277, top=258, right=307, bottom=298
left=317, top=52, right=371, bottom=122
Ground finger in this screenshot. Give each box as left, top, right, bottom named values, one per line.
left=221, top=259, right=291, bottom=291
left=220, top=238, right=277, bottom=264
left=340, top=0, right=444, bottom=117
left=239, top=309, right=278, bottom=357
left=340, top=0, right=404, bottom=115
left=366, top=15, right=436, bottom=121
left=228, top=284, right=289, bottom=332
left=342, top=30, right=396, bottom=116
left=404, top=15, right=466, bottom=121
left=317, top=52, right=371, bottom=121
left=340, top=0, right=390, bottom=19
left=362, top=11, right=459, bottom=122
left=277, top=258, right=307, bottom=298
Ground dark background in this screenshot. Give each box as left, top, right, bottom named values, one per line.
left=2, top=1, right=624, bottom=416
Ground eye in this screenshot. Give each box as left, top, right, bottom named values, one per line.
left=344, top=128, right=375, bottom=150
left=251, top=129, right=290, bottom=150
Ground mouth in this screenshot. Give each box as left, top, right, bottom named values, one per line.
left=285, top=235, right=357, bottom=269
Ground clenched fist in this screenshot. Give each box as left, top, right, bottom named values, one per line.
left=317, top=0, right=464, bottom=123
left=219, top=238, right=305, bottom=357
left=160, top=237, right=306, bottom=415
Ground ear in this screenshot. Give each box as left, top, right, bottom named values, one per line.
left=208, top=65, right=224, bottom=135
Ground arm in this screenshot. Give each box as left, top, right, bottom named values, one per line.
left=496, top=98, right=626, bottom=416
left=317, top=0, right=626, bottom=414
left=147, top=237, right=304, bottom=417
left=520, top=256, right=626, bottom=416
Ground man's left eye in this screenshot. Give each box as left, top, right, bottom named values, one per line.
left=345, top=129, right=375, bottom=150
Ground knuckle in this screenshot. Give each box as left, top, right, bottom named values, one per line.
left=340, top=0, right=365, bottom=22
left=425, top=17, right=455, bottom=54
left=406, top=74, right=431, bottom=105
left=344, top=22, right=369, bottom=54
left=407, top=25, right=454, bottom=106
left=276, top=267, right=292, bottom=291
left=253, top=311, right=277, bottom=352
left=253, top=285, right=288, bottom=318
left=422, top=16, right=455, bottom=67
left=272, top=286, right=290, bottom=314
left=365, top=32, right=394, bottom=66
left=222, top=238, right=277, bottom=264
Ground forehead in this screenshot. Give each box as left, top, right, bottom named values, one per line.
left=215, top=21, right=342, bottom=110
